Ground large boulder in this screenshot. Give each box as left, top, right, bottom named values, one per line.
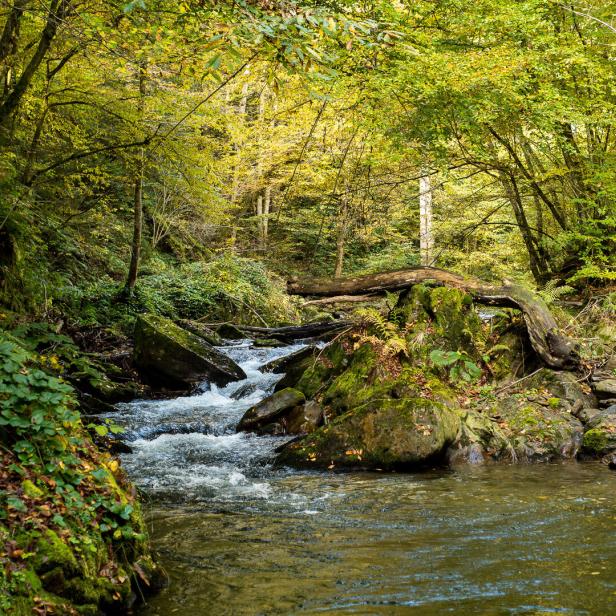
left=277, top=397, right=461, bottom=470
left=133, top=314, right=246, bottom=389
left=236, top=388, right=305, bottom=433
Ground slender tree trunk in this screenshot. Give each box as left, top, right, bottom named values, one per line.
left=419, top=170, right=434, bottom=266
left=21, top=101, right=48, bottom=184
left=0, top=0, right=72, bottom=127
left=263, top=185, right=271, bottom=247
left=125, top=163, right=144, bottom=292
left=124, top=62, right=147, bottom=294
left=229, top=81, right=250, bottom=247
left=256, top=193, right=263, bottom=248
left=334, top=197, right=348, bottom=278
left=0, top=0, right=30, bottom=99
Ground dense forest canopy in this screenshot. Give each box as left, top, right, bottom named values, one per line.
left=0, top=0, right=614, bottom=316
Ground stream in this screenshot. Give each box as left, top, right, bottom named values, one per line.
left=109, top=341, right=616, bottom=615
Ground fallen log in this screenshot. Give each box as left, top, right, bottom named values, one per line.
left=301, top=294, right=378, bottom=307
left=287, top=267, right=578, bottom=369
left=238, top=320, right=351, bottom=342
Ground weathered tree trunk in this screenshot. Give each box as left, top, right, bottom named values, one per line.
left=124, top=61, right=147, bottom=294
left=419, top=171, right=434, bottom=266
left=334, top=196, right=349, bottom=278
left=263, top=185, right=271, bottom=247
left=287, top=267, right=578, bottom=369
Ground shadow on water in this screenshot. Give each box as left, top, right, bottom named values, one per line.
left=109, top=342, right=616, bottom=615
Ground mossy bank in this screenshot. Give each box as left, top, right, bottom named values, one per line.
left=0, top=335, right=164, bottom=614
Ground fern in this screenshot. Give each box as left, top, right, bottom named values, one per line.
left=354, top=307, right=409, bottom=358
left=537, top=280, right=574, bottom=306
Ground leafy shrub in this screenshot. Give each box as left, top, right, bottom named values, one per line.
left=0, top=335, right=143, bottom=544
left=56, top=254, right=299, bottom=329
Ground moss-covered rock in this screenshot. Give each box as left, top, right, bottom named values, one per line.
left=216, top=323, right=246, bottom=339
left=278, top=397, right=461, bottom=470
left=447, top=409, right=513, bottom=465
left=177, top=319, right=224, bottom=346
left=581, top=407, right=616, bottom=455
left=294, top=341, right=349, bottom=399
left=237, top=388, right=306, bottom=433
left=263, top=346, right=316, bottom=374
left=494, top=397, right=583, bottom=461
left=133, top=313, right=246, bottom=388
left=522, top=369, right=597, bottom=411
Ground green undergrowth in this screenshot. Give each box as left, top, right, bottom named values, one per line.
left=0, top=334, right=161, bottom=614
left=55, top=254, right=300, bottom=334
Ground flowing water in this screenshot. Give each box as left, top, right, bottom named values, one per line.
left=110, top=342, right=616, bottom=616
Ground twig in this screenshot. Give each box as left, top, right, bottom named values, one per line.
left=493, top=368, right=543, bottom=395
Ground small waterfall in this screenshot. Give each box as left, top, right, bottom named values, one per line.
left=106, top=340, right=308, bottom=503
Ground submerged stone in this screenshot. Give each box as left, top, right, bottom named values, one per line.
left=134, top=314, right=246, bottom=389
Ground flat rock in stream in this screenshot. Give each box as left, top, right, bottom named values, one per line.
left=237, top=388, right=305, bottom=433
left=134, top=314, right=246, bottom=389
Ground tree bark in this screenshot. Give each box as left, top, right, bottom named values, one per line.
left=287, top=266, right=578, bottom=369
left=263, top=185, right=270, bottom=247
left=125, top=170, right=143, bottom=292
left=499, top=171, right=549, bottom=284
left=333, top=196, right=348, bottom=278
left=124, top=61, right=147, bottom=294
left=419, top=170, right=434, bottom=266
left=0, top=0, right=72, bottom=127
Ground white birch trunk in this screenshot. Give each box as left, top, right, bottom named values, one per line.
left=419, top=171, right=434, bottom=266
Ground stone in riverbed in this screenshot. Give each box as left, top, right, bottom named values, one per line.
left=277, top=397, right=460, bottom=470
left=216, top=323, right=246, bottom=339
left=263, top=346, right=316, bottom=374
left=284, top=401, right=324, bottom=435
left=134, top=314, right=246, bottom=389
left=593, top=379, right=616, bottom=397
left=581, top=405, right=616, bottom=456
left=237, top=388, right=306, bottom=433
left=447, top=409, right=513, bottom=465
left=494, top=397, right=583, bottom=462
